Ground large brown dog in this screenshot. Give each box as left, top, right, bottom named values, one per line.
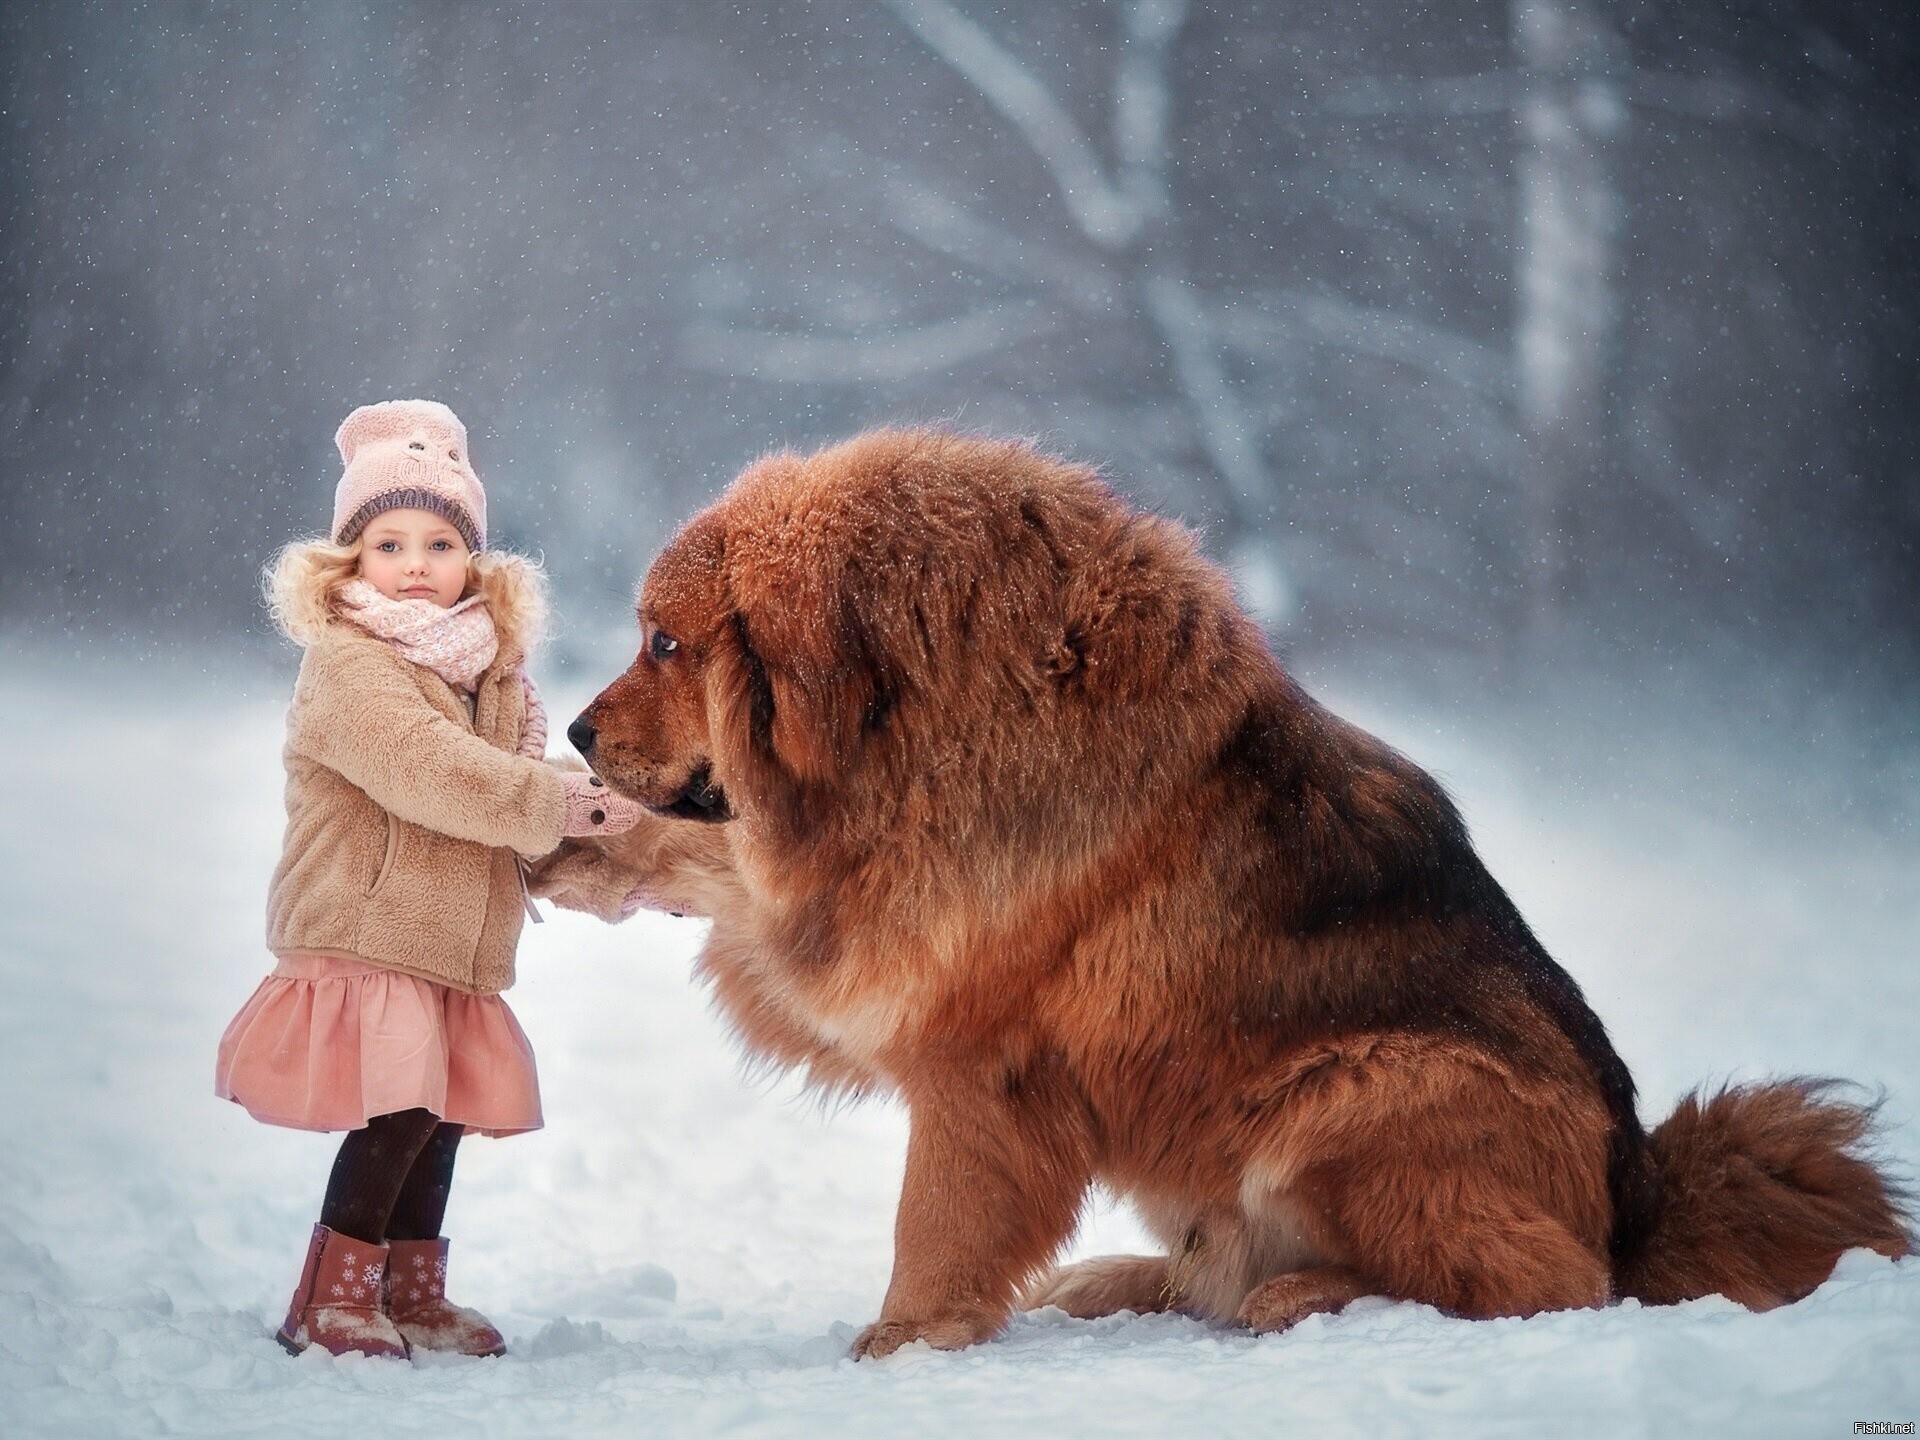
left=535, top=428, right=1910, bottom=1358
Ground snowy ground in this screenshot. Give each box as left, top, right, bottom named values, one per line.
left=2, top=633, right=1916, bottom=1438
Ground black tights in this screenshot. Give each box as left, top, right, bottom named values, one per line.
left=319, top=1108, right=464, bottom=1246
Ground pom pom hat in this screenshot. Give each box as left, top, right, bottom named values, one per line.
left=331, top=400, right=487, bottom=552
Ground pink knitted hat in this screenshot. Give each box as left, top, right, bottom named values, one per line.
left=331, top=400, right=487, bottom=551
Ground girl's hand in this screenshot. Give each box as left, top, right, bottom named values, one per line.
left=559, top=772, right=642, bottom=837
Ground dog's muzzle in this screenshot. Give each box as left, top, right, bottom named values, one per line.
left=656, top=763, right=730, bottom=823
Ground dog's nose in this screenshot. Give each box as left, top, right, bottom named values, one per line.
left=567, top=715, right=597, bottom=756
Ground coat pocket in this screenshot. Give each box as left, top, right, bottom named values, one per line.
left=367, top=814, right=401, bottom=896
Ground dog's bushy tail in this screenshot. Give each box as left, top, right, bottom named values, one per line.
left=1617, top=1079, right=1911, bottom=1309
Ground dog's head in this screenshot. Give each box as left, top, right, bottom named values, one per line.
left=572, top=429, right=1254, bottom=857
left=567, top=507, right=736, bottom=822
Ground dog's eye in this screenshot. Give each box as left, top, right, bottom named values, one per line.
left=651, top=630, right=680, bottom=660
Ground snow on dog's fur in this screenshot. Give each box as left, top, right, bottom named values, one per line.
left=534, top=427, right=1911, bottom=1356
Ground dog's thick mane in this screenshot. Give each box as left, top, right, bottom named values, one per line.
left=712, top=429, right=1260, bottom=897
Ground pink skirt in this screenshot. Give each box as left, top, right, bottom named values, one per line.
left=215, top=955, right=542, bottom=1137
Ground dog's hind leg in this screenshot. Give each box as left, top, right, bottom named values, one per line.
left=1021, top=1255, right=1172, bottom=1318
left=1236, top=1265, right=1370, bottom=1333
left=1253, top=1034, right=1616, bottom=1322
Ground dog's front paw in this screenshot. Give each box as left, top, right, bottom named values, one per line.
left=525, top=839, right=634, bottom=923
left=850, top=1313, right=994, bottom=1359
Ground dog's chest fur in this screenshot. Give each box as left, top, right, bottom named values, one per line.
left=707, top=900, right=1049, bottom=1083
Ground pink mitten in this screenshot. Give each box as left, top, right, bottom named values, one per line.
left=559, top=772, right=642, bottom=837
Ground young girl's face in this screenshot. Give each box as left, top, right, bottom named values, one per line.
left=357, top=509, right=471, bottom=607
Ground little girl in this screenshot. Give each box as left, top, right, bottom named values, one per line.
left=216, top=399, right=640, bottom=1360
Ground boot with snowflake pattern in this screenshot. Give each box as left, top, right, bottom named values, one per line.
left=275, top=1224, right=408, bottom=1358
left=385, top=1236, right=507, bottom=1357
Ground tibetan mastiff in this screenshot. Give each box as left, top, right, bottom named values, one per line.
left=533, top=428, right=1908, bottom=1357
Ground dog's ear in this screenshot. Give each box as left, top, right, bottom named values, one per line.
left=713, top=463, right=880, bottom=790
left=715, top=603, right=866, bottom=788
left=1037, top=497, right=1240, bottom=706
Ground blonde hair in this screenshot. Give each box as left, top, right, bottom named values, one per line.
left=264, top=535, right=550, bottom=656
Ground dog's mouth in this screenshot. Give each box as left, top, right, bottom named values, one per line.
left=652, top=763, right=731, bottom=823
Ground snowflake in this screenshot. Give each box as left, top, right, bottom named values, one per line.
left=341, top=1251, right=356, bottom=1268
left=409, top=1287, right=423, bottom=1300
left=351, top=1284, right=367, bottom=1300
left=363, top=1264, right=383, bottom=1284
left=434, top=1258, right=447, bottom=1278
left=412, top=1255, right=429, bottom=1271
left=329, top=1283, right=345, bottom=1298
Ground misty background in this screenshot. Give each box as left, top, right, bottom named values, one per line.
left=2, top=0, right=1916, bottom=733
left=4, top=7, right=1919, bottom=1428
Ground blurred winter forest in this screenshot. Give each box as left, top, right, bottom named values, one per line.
left=1, top=0, right=1915, bottom=694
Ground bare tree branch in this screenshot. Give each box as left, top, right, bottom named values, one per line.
left=1326, top=64, right=1859, bottom=155
left=881, top=175, right=1120, bottom=315
left=1114, top=0, right=1185, bottom=218
left=1143, top=274, right=1267, bottom=517
left=1629, top=70, right=1847, bottom=151
left=1322, top=73, right=1514, bottom=119
left=883, top=0, right=1143, bottom=248
left=681, top=304, right=1055, bottom=384
left=1223, top=288, right=1513, bottom=408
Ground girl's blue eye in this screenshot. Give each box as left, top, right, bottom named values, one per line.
left=431, top=540, right=451, bottom=551
left=377, top=541, right=398, bottom=552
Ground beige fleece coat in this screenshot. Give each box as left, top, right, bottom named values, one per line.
left=265, top=620, right=568, bottom=995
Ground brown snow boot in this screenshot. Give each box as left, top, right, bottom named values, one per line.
left=385, top=1236, right=507, bottom=1357
left=275, top=1224, right=409, bottom=1359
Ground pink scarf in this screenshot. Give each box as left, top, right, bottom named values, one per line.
left=337, top=579, right=498, bottom=688
left=336, top=579, right=546, bottom=758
